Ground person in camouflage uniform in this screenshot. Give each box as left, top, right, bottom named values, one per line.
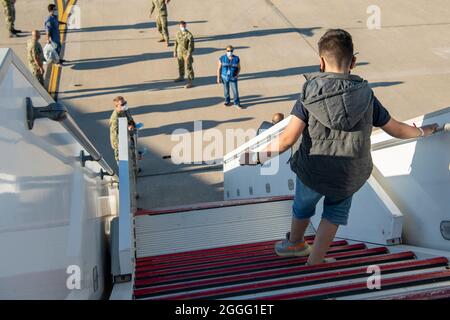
left=1, top=0, right=21, bottom=38
left=150, top=0, right=170, bottom=46
left=27, top=30, right=45, bottom=86
left=174, top=21, right=195, bottom=89
left=109, top=96, right=136, bottom=162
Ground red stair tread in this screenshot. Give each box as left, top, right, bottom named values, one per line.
left=136, top=243, right=366, bottom=274
left=156, top=257, right=449, bottom=300
left=133, top=251, right=415, bottom=299
left=136, top=239, right=348, bottom=268
left=133, top=237, right=450, bottom=300
left=136, top=247, right=387, bottom=279
left=136, top=236, right=318, bottom=264
left=135, top=195, right=295, bottom=217
left=135, top=247, right=388, bottom=286
left=263, top=269, right=450, bottom=300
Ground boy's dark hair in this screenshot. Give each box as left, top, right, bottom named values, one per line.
left=179, top=20, right=186, bottom=25
left=48, top=4, right=56, bottom=12
left=318, top=29, right=354, bottom=68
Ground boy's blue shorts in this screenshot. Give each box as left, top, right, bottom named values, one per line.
left=292, top=177, right=353, bottom=226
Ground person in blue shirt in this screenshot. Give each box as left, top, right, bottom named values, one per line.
left=217, top=45, right=241, bottom=109
left=44, top=4, right=64, bottom=64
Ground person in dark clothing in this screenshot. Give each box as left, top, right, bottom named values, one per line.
left=258, top=113, right=285, bottom=133
left=45, top=4, right=65, bottom=64
left=240, top=29, right=438, bottom=266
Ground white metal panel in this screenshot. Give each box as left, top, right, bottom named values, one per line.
left=0, top=48, right=118, bottom=299
left=311, top=176, right=403, bottom=245
left=371, top=108, right=450, bottom=251
left=135, top=200, right=315, bottom=258
left=118, top=118, right=133, bottom=276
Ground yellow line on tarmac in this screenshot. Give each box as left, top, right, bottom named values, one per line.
left=48, top=0, right=76, bottom=98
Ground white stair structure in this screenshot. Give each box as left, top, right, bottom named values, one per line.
left=126, top=108, right=450, bottom=300
left=0, top=48, right=119, bottom=299
left=223, top=110, right=450, bottom=249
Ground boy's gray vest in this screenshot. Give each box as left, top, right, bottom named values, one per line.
left=290, top=72, right=374, bottom=199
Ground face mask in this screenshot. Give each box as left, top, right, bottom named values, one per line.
left=120, top=103, right=128, bottom=111
left=226, top=51, right=233, bottom=57
left=180, top=27, right=186, bottom=32
left=53, top=10, right=58, bottom=17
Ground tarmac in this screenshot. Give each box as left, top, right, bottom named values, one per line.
left=1, top=0, right=450, bottom=209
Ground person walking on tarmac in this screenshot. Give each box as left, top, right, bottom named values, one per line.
left=150, top=0, right=170, bottom=47
left=1, top=0, right=21, bottom=38
left=174, top=21, right=195, bottom=89
left=27, top=30, right=46, bottom=87
left=217, top=45, right=241, bottom=108
left=45, top=4, right=65, bottom=64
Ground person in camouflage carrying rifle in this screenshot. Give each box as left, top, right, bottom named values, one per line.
left=27, top=30, right=45, bottom=87
left=174, top=21, right=195, bottom=89
left=150, top=0, right=170, bottom=47
left=1, top=0, right=21, bottom=38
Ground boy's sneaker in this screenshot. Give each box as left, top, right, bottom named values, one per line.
left=275, top=232, right=312, bottom=257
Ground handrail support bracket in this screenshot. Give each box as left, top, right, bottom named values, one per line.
left=26, top=97, right=67, bottom=130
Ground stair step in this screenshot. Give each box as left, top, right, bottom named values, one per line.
left=136, top=235, right=317, bottom=264
left=133, top=237, right=450, bottom=300
left=263, top=269, right=450, bottom=300
left=135, top=243, right=365, bottom=274
left=133, top=251, right=418, bottom=299
left=135, top=247, right=388, bottom=286
left=150, top=257, right=449, bottom=300
left=135, top=239, right=347, bottom=268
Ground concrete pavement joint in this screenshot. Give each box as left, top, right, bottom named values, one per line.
left=264, top=0, right=318, bottom=54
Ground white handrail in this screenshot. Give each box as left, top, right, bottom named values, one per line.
left=223, top=109, right=450, bottom=162
left=223, top=115, right=293, bottom=164
left=0, top=48, right=115, bottom=176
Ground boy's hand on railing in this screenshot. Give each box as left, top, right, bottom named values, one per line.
left=421, top=123, right=439, bottom=137
left=239, top=151, right=260, bottom=166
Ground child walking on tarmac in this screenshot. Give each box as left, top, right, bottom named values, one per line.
left=240, top=29, right=438, bottom=266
